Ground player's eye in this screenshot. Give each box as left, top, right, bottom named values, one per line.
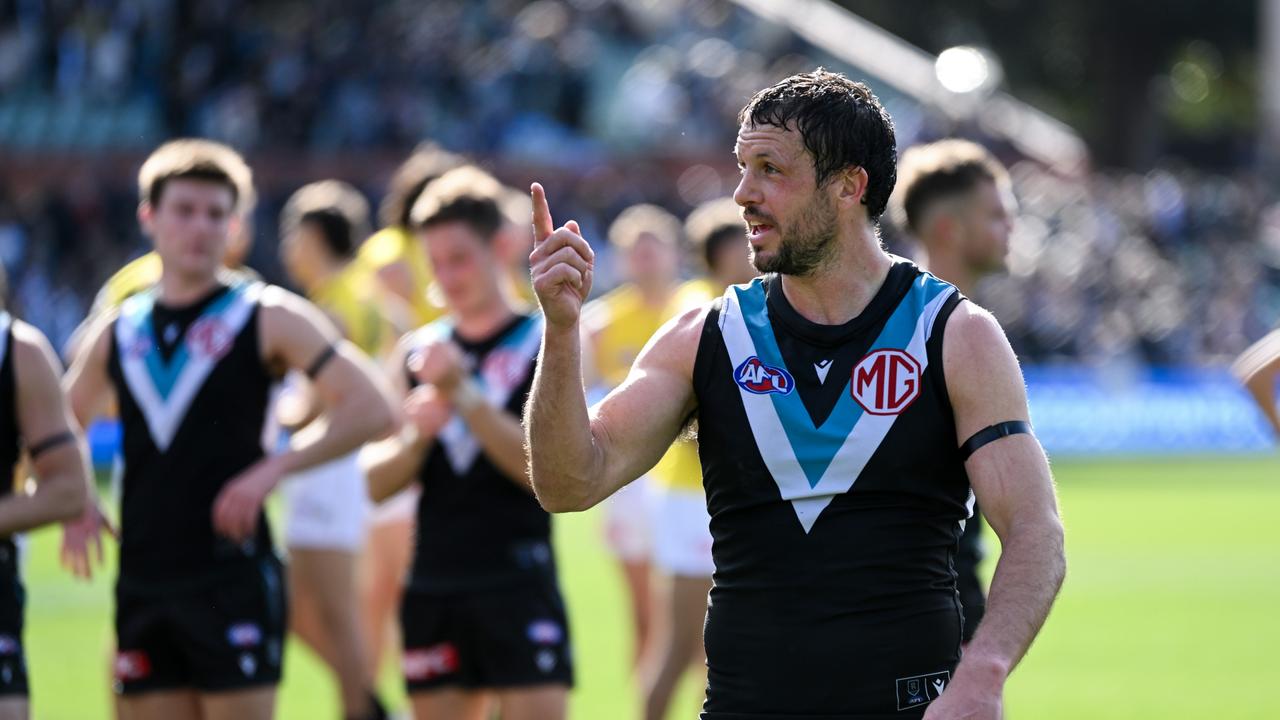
left=763, top=163, right=780, bottom=175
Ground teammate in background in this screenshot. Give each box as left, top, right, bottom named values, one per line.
left=527, top=70, right=1064, bottom=718
left=277, top=181, right=393, bottom=720
left=363, top=167, right=571, bottom=720
left=894, top=139, right=1017, bottom=644
left=0, top=275, right=94, bottom=720
left=580, top=204, right=696, bottom=669
left=354, top=143, right=462, bottom=682
left=62, top=139, right=397, bottom=720
left=637, top=198, right=756, bottom=720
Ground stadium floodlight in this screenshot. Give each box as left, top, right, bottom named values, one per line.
left=935, top=45, right=1002, bottom=95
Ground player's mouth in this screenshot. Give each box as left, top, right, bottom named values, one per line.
left=748, top=222, right=774, bottom=238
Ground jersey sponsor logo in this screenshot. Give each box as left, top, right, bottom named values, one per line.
left=734, top=356, right=794, bottom=396
left=114, top=650, right=152, bottom=681
left=896, top=670, right=950, bottom=710
left=227, top=622, right=262, bottom=648
left=403, top=643, right=459, bottom=681
left=188, top=316, right=235, bottom=360
left=0, top=635, right=18, bottom=655
left=527, top=619, right=563, bottom=645
left=851, top=349, right=921, bottom=415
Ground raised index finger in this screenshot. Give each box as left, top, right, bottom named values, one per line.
left=530, top=182, right=554, bottom=244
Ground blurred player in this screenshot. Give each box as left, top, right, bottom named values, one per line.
left=636, top=198, right=755, bottom=720
left=354, top=143, right=461, bottom=682
left=895, top=139, right=1016, bottom=643
left=1232, top=332, right=1280, bottom=437
left=0, top=279, right=94, bottom=720
left=580, top=204, right=696, bottom=669
left=527, top=70, right=1064, bottom=718
left=61, top=139, right=396, bottom=720
left=362, top=167, right=571, bottom=720
left=277, top=181, right=392, bottom=720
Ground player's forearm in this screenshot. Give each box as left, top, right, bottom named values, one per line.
left=527, top=324, right=602, bottom=512
left=0, top=457, right=89, bottom=534
left=457, top=399, right=532, bottom=491
left=280, top=389, right=398, bottom=475
left=361, top=425, right=428, bottom=503
left=959, top=513, right=1065, bottom=683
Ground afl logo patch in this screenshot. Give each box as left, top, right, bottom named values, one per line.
left=734, top=356, right=794, bottom=395
left=188, top=317, right=234, bottom=360
left=851, top=349, right=921, bottom=415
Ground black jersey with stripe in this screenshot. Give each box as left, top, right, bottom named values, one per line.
left=407, top=313, right=556, bottom=593
left=692, top=259, right=972, bottom=717
left=108, top=282, right=277, bottom=589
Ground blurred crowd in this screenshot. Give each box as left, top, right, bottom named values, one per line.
left=1, top=0, right=1276, bottom=366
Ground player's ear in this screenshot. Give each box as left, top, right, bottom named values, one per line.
left=834, top=166, right=869, bottom=211
left=137, top=202, right=156, bottom=238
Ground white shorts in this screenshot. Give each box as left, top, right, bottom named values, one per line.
left=652, top=487, right=714, bottom=578
left=284, top=451, right=370, bottom=553
left=604, top=474, right=654, bottom=562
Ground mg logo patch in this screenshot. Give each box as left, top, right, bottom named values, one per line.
left=734, top=356, right=795, bottom=396
left=852, top=349, right=921, bottom=415
left=895, top=670, right=950, bottom=711
left=188, top=317, right=234, bottom=360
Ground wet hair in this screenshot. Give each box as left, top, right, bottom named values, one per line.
left=739, top=69, right=897, bottom=220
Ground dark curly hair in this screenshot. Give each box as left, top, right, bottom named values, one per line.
left=739, top=69, right=898, bottom=221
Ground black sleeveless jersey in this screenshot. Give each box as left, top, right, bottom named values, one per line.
left=693, top=259, right=972, bottom=718
left=0, top=315, right=19, bottom=567
left=406, top=313, right=555, bottom=593
left=108, top=281, right=276, bottom=589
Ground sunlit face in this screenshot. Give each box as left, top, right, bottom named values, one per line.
left=141, top=179, right=237, bottom=281
left=732, top=123, right=839, bottom=277
left=421, top=220, right=502, bottom=316
left=623, top=231, right=679, bottom=287
left=957, top=180, right=1015, bottom=275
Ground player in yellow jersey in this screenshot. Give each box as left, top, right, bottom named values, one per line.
left=631, top=198, right=756, bottom=720
left=581, top=204, right=698, bottom=680
left=278, top=181, right=391, bottom=720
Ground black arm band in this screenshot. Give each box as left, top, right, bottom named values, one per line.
left=304, top=345, right=338, bottom=379
left=959, top=420, right=1033, bottom=461
left=28, top=431, right=76, bottom=460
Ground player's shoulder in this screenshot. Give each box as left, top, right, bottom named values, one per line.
left=941, top=300, right=1024, bottom=405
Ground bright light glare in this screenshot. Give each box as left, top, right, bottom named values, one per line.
left=936, top=46, right=991, bottom=94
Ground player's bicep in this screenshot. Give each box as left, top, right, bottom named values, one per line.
left=589, top=307, right=702, bottom=487
left=943, top=304, right=1057, bottom=539
left=12, top=324, right=86, bottom=477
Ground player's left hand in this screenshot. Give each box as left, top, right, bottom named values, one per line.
left=921, top=676, right=1002, bottom=720
left=408, top=339, right=468, bottom=392
left=212, top=455, right=288, bottom=542
left=60, top=498, right=117, bottom=581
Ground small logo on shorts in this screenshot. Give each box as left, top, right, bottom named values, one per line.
left=404, top=643, right=459, bottom=681
left=114, top=651, right=152, bottom=681
left=527, top=620, right=563, bottom=646
left=239, top=652, right=257, bottom=677
left=535, top=649, right=557, bottom=674
left=227, top=622, right=262, bottom=648
left=895, top=670, right=950, bottom=711
left=0, top=635, right=19, bottom=656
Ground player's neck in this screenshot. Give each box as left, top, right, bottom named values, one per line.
left=454, top=293, right=517, bottom=342
left=919, top=248, right=976, bottom=296
left=304, top=260, right=342, bottom=295
left=157, top=270, right=222, bottom=308
left=778, top=229, right=892, bottom=326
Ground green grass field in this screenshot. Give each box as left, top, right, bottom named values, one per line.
left=18, top=456, right=1280, bottom=719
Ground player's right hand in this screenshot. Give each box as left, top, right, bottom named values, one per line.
left=529, top=183, right=594, bottom=329
left=60, top=498, right=117, bottom=581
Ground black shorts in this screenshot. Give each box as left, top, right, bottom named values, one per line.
left=0, top=546, right=28, bottom=698
left=114, top=558, right=287, bottom=695
left=400, top=578, right=573, bottom=692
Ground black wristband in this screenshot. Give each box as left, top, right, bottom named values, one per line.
left=305, top=345, right=338, bottom=379
left=28, top=431, right=75, bottom=460
left=959, top=420, right=1033, bottom=461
